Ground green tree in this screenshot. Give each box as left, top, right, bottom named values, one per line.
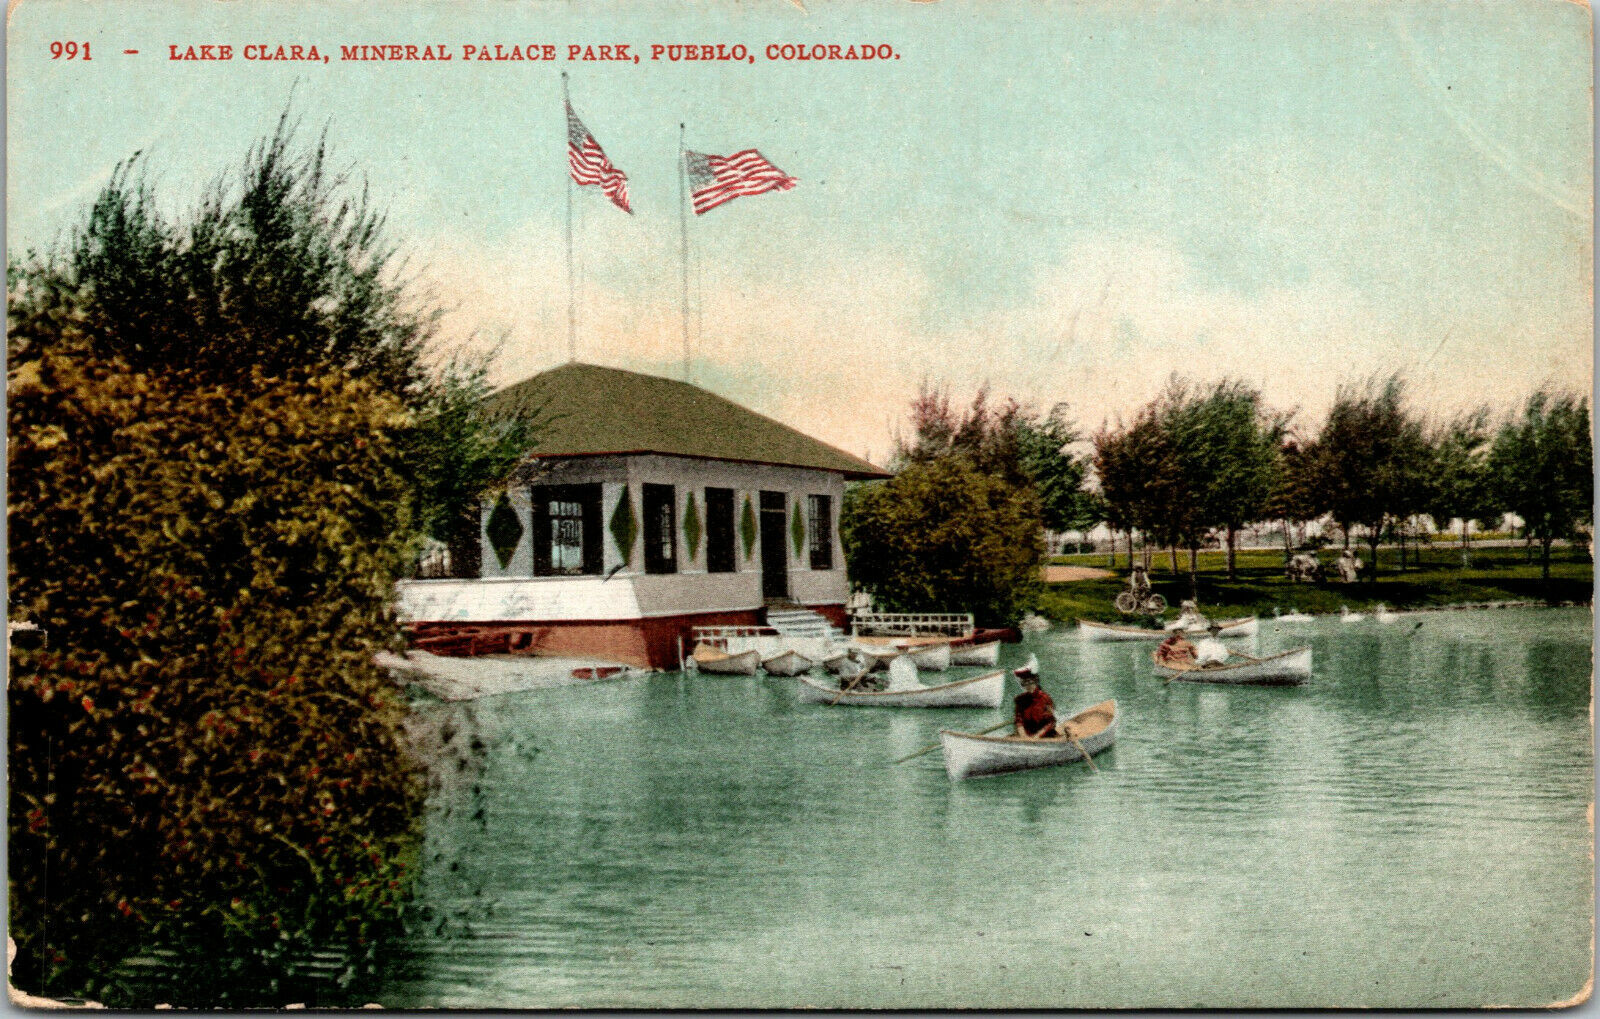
left=1093, top=403, right=1189, bottom=576
left=1426, top=407, right=1498, bottom=567
left=1263, top=437, right=1324, bottom=564
left=1016, top=404, right=1095, bottom=535
left=842, top=457, right=1044, bottom=626
left=1487, top=390, right=1592, bottom=581
left=1178, top=380, right=1285, bottom=581
left=1309, top=375, right=1431, bottom=579
left=6, top=117, right=444, bottom=1002
left=406, top=352, right=540, bottom=577
left=6, top=340, right=422, bottom=1003
left=32, top=114, right=432, bottom=395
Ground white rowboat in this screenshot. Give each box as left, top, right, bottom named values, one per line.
left=854, top=643, right=905, bottom=671
left=940, top=700, right=1118, bottom=780
left=908, top=642, right=951, bottom=671
left=761, top=650, right=815, bottom=676
left=949, top=640, right=1001, bottom=666
left=691, top=645, right=761, bottom=676
left=1079, top=616, right=1258, bottom=642
left=1152, top=646, right=1312, bottom=685
left=796, top=669, right=1005, bottom=708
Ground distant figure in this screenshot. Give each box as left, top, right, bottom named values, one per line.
left=1012, top=657, right=1059, bottom=739
left=1336, top=549, right=1362, bottom=583
left=1286, top=552, right=1323, bottom=583
left=1129, top=562, right=1151, bottom=599
left=1156, top=631, right=1197, bottom=666
left=1193, top=623, right=1230, bottom=667
left=1167, top=599, right=1208, bottom=632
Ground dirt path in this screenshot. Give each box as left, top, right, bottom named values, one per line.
left=1043, top=565, right=1116, bottom=583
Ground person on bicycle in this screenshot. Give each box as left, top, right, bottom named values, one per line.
left=1130, top=562, right=1151, bottom=598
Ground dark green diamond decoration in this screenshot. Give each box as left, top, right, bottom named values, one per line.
left=609, top=488, right=637, bottom=566
left=682, top=492, right=702, bottom=563
left=740, top=495, right=758, bottom=560
left=486, top=492, right=523, bottom=570
left=791, top=500, right=806, bottom=557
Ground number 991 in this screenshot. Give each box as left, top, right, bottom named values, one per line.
left=50, top=41, right=91, bottom=59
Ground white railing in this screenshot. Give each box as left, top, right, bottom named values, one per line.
left=850, top=612, right=974, bottom=638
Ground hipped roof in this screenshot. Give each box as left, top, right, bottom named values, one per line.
left=485, top=362, right=890, bottom=480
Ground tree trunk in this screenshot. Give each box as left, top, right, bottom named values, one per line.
left=1541, top=536, right=1553, bottom=581
left=1398, top=524, right=1406, bottom=573
left=1226, top=525, right=1238, bottom=581
left=1367, top=533, right=1382, bottom=584
left=1460, top=519, right=1470, bottom=568
left=1283, top=518, right=1293, bottom=567
left=1169, top=545, right=1179, bottom=576
left=1343, top=525, right=1351, bottom=550
left=1188, top=545, right=1199, bottom=599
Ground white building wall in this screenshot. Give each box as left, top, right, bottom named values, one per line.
left=447, top=453, right=853, bottom=618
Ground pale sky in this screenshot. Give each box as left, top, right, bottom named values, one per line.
left=8, top=0, right=1592, bottom=466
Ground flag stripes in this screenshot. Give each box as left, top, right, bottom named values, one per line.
left=684, top=149, right=798, bottom=215
left=566, top=103, right=631, bottom=213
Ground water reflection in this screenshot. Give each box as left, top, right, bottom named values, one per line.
left=380, top=608, right=1592, bottom=1009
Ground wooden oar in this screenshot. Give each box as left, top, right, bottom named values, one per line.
left=829, top=663, right=872, bottom=705
left=894, top=720, right=1012, bottom=763
left=1063, top=730, right=1099, bottom=774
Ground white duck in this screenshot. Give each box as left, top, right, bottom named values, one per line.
left=1374, top=603, right=1397, bottom=624
left=1339, top=605, right=1366, bottom=623
left=1273, top=606, right=1314, bottom=623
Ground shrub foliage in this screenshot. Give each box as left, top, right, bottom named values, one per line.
left=7, top=341, right=424, bottom=1001
left=6, top=115, right=439, bottom=1003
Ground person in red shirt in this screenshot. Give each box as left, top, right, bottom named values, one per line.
left=1012, top=657, right=1060, bottom=739
left=1155, top=631, right=1197, bottom=666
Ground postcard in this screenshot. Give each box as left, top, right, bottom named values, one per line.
left=6, top=0, right=1593, bottom=1009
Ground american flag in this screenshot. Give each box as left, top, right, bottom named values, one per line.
left=683, top=149, right=798, bottom=215
left=567, top=104, right=631, bottom=214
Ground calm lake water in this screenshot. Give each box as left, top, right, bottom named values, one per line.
left=378, top=608, right=1593, bottom=1009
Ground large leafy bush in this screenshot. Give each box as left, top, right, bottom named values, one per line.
left=6, top=116, right=445, bottom=1004
left=7, top=338, right=424, bottom=1002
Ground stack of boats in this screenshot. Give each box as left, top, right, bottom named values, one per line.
left=686, top=611, right=1007, bottom=684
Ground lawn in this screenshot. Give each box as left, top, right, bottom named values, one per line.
left=1037, top=544, right=1594, bottom=623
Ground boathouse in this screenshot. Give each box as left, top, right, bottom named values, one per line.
left=397, top=362, right=890, bottom=668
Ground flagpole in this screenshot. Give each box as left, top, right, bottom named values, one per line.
left=678, top=123, right=691, bottom=383
left=563, top=72, right=576, bottom=363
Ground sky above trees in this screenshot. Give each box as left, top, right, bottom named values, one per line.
left=8, top=0, right=1590, bottom=466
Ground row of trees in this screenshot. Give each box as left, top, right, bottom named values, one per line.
left=1094, top=375, right=1592, bottom=584
left=8, top=117, right=532, bottom=1002
left=844, top=371, right=1589, bottom=629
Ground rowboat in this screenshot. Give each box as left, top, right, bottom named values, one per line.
left=949, top=640, right=1001, bottom=667
left=854, top=643, right=906, bottom=671
left=1078, top=616, right=1258, bottom=642
left=761, top=649, right=815, bottom=676
left=690, top=644, right=760, bottom=676
left=1152, top=646, right=1312, bottom=685
left=939, top=700, right=1118, bottom=780
left=795, top=669, right=1005, bottom=708
left=822, top=652, right=855, bottom=674
left=908, top=642, right=951, bottom=671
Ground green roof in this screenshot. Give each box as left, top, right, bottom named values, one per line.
left=485, top=362, right=890, bottom=480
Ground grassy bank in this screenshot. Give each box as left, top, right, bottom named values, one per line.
left=1037, top=545, right=1593, bottom=623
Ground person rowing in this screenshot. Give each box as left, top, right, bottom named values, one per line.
left=1155, top=630, right=1197, bottom=666
left=1012, top=656, right=1078, bottom=739
left=1193, top=622, right=1231, bottom=668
